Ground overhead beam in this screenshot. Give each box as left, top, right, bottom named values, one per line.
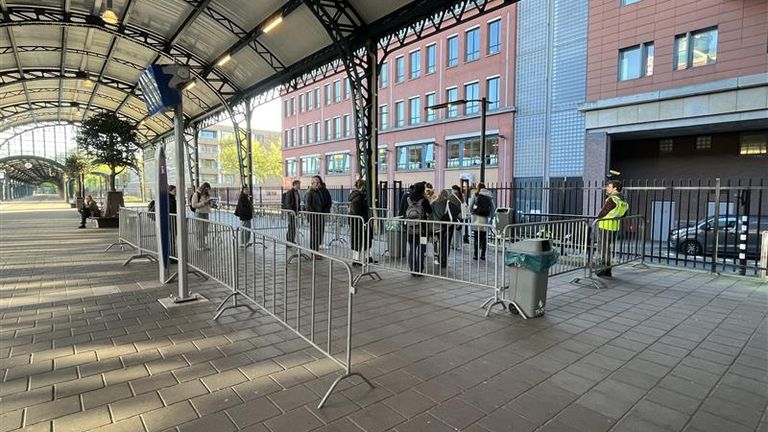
left=0, top=1, right=36, bottom=124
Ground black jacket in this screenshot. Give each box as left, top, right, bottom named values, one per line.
left=306, top=187, right=331, bottom=213
left=234, top=194, right=253, bottom=221
left=399, top=191, right=432, bottom=219
left=169, top=194, right=177, bottom=215
left=432, top=199, right=460, bottom=222
left=348, top=189, right=370, bottom=222
left=282, top=188, right=301, bottom=212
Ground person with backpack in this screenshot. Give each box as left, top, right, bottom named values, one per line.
left=469, top=183, right=495, bottom=260
left=348, top=179, right=373, bottom=264
left=595, top=180, right=629, bottom=278
left=399, top=182, right=432, bottom=275
left=282, top=180, right=301, bottom=244
left=305, top=176, right=331, bottom=254
left=432, top=189, right=461, bottom=268
left=190, top=182, right=212, bottom=249
left=234, top=186, right=254, bottom=247
left=449, top=185, right=466, bottom=250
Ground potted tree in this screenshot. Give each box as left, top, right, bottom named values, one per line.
left=63, top=151, right=91, bottom=209
left=76, top=112, right=140, bottom=227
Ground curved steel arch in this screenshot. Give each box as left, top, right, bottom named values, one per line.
left=1, top=45, right=148, bottom=72
left=0, top=120, right=77, bottom=150
left=0, top=154, right=67, bottom=185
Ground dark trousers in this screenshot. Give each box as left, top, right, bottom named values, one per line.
left=438, top=229, right=454, bottom=268
left=473, top=230, right=487, bottom=258
left=309, top=214, right=325, bottom=251
left=598, top=229, right=616, bottom=268
left=350, top=219, right=369, bottom=253
left=79, top=208, right=96, bottom=226
left=408, top=232, right=426, bottom=272
left=287, top=214, right=297, bottom=244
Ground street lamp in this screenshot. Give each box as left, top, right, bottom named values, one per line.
left=425, top=97, right=491, bottom=183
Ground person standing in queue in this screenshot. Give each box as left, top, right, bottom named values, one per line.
left=348, top=179, right=374, bottom=264
left=234, top=186, right=254, bottom=247
left=399, top=182, right=432, bottom=276
left=595, top=180, right=628, bottom=278
left=190, top=182, right=212, bottom=249
left=282, top=180, right=302, bottom=244
left=305, top=176, right=331, bottom=256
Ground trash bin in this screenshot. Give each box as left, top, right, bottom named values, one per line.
left=495, top=208, right=515, bottom=237
left=385, top=220, right=407, bottom=258
left=503, top=239, right=558, bottom=318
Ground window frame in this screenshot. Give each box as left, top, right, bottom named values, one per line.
left=486, top=76, right=500, bottom=111
left=464, top=81, right=480, bottom=115
left=446, top=87, right=458, bottom=118
left=395, top=55, right=405, bottom=83
left=409, top=49, right=421, bottom=79
left=379, top=61, right=388, bottom=88
left=425, top=92, right=436, bottom=122
left=618, top=42, right=655, bottom=81
left=487, top=18, right=501, bottom=55
left=285, top=159, right=297, bottom=177
left=300, top=156, right=320, bottom=176
left=425, top=43, right=436, bottom=74
left=408, top=96, right=421, bottom=125
left=446, top=135, right=500, bottom=168
left=395, top=100, right=405, bottom=128
left=674, top=27, right=718, bottom=71
left=325, top=152, right=351, bottom=175
left=465, top=26, right=481, bottom=62
left=379, top=104, right=388, bottom=131
left=447, top=35, right=459, bottom=68
left=395, top=142, right=435, bottom=171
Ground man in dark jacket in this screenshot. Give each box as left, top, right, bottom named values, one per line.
left=282, top=180, right=301, bottom=243
left=234, top=186, right=254, bottom=246
left=305, top=176, right=331, bottom=253
left=399, top=182, right=432, bottom=275
left=348, top=179, right=371, bottom=263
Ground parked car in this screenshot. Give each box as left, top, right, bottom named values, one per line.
left=669, top=216, right=768, bottom=258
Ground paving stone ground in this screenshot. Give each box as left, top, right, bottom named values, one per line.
left=1, top=203, right=767, bottom=432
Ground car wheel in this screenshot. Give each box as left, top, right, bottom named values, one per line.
left=680, top=240, right=702, bottom=256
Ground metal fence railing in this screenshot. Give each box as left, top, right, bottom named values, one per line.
left=105, top=208, right=139, bottom=252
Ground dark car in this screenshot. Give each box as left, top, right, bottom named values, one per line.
left=669, top=216, right=768, bottom=258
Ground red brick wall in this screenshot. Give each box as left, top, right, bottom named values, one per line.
left=587, top=0, right=768, bottom=101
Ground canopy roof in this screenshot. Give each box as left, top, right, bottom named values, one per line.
left=0, top=154, right=65, bottom=184
left=1, top=0, right=496, bottom=147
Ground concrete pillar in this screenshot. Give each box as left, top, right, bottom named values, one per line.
left=583, top=131, right=610, bottom=215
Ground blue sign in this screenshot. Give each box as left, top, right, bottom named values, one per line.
left=138, top=65, right=183, bottom=116
left=157, top=147, right=170, bottom=270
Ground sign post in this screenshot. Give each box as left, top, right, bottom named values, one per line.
left=156, top=145, right=170, bottom=283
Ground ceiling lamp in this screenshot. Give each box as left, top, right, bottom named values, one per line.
left=83, top=77, right=94, bottom=88
left=263, top=15, right=283, bottom=33
left=183, top=80, right=196, bottom=91
left=101, top=0, right=119, bottom=25
left=216, top=53, right=232, bottom=67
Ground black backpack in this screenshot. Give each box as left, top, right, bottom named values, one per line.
left=189, top=191, right=197, bottom=212
left=473, top=194, right=492, bottom=217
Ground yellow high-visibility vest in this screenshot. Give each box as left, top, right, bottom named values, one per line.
left=597, top=194, right=628, bottom=231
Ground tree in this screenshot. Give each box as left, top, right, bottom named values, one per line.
left=63, top=151, right=91, bottom=199
left=76, top=112, right=140, bottom=192
left=218, top=134, right=282, bottom=185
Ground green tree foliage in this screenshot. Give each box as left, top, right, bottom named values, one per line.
left=76, top=112, right=139, bottom=191
left=63, top=151, right=91, bottom=198
left=218, top=134, right=282, bottom=185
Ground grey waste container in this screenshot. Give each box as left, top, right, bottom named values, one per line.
left=495, top=208, right=514, bottom=236
left=504, top=239, right=558, bottom=318
left=385, top=221, right=407, bottom=258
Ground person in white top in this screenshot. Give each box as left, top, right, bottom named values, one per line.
left=191, top=182, right=212, bottom=248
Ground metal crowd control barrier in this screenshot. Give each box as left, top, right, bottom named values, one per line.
left=249, top=208, right=296, bottom=244
left=105, top=208, right=139, bottom=252
left=123, top=210, right=159, bottom=266
left=483, top=218, right=591, bottom=317
left=184, top=216, right=239, bottom=289
left=571, top=215, right=648, bottom=289
left=367, top=217, right=498, bottom=288
left=214, top=226, right=373, bottom=409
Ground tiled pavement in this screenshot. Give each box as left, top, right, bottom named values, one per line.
left=1, top=204, right=767, bottom=432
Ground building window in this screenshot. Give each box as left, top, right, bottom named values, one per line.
left=333, top=80, right=341, bottom=102
left=447, top=35, right=459, bottom=67
left=446, top=135, right=500, bottom=168
left=299, top=127, right=304, bottom=145
left=464, top=82, right=480, bottom=114
left=306, top=91, right=313, bottom=111
left=426, top=44, right=436, bottom=74
left=325, top=83, right=332, bottom=105
left=486, top=77, right=499, bottom=111
left=298, top=96, right=303, bottom=113
left=621, top=0, right=640, bottom=5
left=409, top=50, right=421, bottom=79
left=446, top=87, right=458, bottom=118
left=200, top=144, right=217, bottom=154
left=675, top=27, right=717, bottom=70
left=695, top=136, right=711, bottom=150
left=378, top=148, right=388, bottom=172
left=396, top=142, right=434, bottom=171
left=395, top=56, right=405, bottom=83
left=659, top=138, right=673, bottom=154
left=409, top=97, right=421, bottom=125
left=379, top=104, right=388, bottom=131
left=334, top=117, right=342, bottom=139
left=344, top=114, right=351, bottom=137
left=739, top=133, right=767, bottom=155
left=324, top=119, right=331, bottom=141
left=344, top=78, right=351, bottom=99
left=395, top=101, right=405, bottom=127
left=284, top=100, right=290, bottom=117
left=290, top=129, right=295, bottom=146
left=290, top=97, right=295, bottom=115
left=314, top=122, right=321, bottom=143
left=201, top=159, right=217, bottom=169
left=425, top=93, right=436, bottom=122
left=326, top=153, right=350, bottom=174
left=285, top=159, right=297, bottom=177
left=314, top=88, right=321, bottom=109
left=199, top=130, right=217, bottom=139
left=307, top=124, right=313, bottom=144
left=284, top=130, right=289, bottom=147
left=619, top=42, right=654, bottom=80
left=301, top=156, right=320, bottom=175
left=380, top=61, right=388, bottom=88
left=465, top=27, right=480, bottom=62
left=487, top=19, right=501, bottom=55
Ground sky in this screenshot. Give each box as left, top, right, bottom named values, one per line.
left=249, top=99, right=281, bottom=132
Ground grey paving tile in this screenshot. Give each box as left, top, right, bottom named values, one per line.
left=264, top=406, right=324, bottom=432
left=110, top=391, right=164, bottom=421
left=428, top=398, right=485, bottom=430
left=190, top=388, right=243, bottom=416
left=53, top=405, right=112, bottom=432
left=177, top=411, right=238, bottom=432
left=141, top=401, right=199, bottom=432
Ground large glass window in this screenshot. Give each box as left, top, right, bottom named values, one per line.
left=289, top=129, right=295, bottom=146
left=395, top=101, right=405, bottom=127
left=344, top=78, right=351, bottom=99
left=284, top=130, right=289, bottom=147
left=199, top=130, right=217, bottom=139
left=314, top=88, right=321, bottom=109
left=409, top=97, right=421, bottom=125
left=396, top=142, right=435, bottom=171
left=621, top=0, right=640, bottom=5
left=425, top=93, right=436, bottom=122
left=446, top=135, right=499, bottom=168
left=290, top=98, right=295, bottom=115
left=487, top=19, right=501, bottom=55
left=426, top=44, right=436, bottom=74
left=465, top=27, right=480, bottom=62
left=447, top=35, right=459, bottom=67
left=301, top=157, right=320, bottom=175
left=380, top=61, right=388, bottom=88
left=675, top=27, right=717, bottom=70
left=379, top=104, right=388, bottom=131
left=307, top=124, right=313, bottom=144
left=299, top=126, right=304, bottom=145
left=314, top=122, right=321, bottom=142
left=740, top=133, right=767, bottom=156
left=324, top=119, right=331, bottom=141
left=306, top=91, right=313, bottom=111
left=333, top=80, right=341, bottom=102
left=326, top=153, right=350, bottom=174
left=334, top=117, right=342, bottom=139
left=343, top=114, right=351, bottom=137
left=324, top=84, right=332, bottom=105
left=202, top=159, right=217, bottom=169
left=619, top=42, right=654, bottom=80
left=409, top=50, right=421, bottom=79
left=285, top=159, right=297, bottom=176
left=446, top=87, right=458, bottom=118
left=378, top=148, right=388, bottom=172
left=395, top=56, right=405, bottom=83
left=486, top=77, right=500, bottom=111
left=284, top=100, right=290, bottom=117
left=464, top=82, right=480, bottom=114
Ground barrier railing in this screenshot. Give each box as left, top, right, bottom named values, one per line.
left=214, top=226, right=374, bottom=408
left=572, top=215, right=648, bottom=288
left=105, top=208, right=139, bottom=252
left=185, top=216, right=239, bottom=290
left=121, top=209, right=158, bottom=266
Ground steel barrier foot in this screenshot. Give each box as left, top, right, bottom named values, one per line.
left=165, top=269, right=207, bottom=283
left=632, top=262, right=650, bottom=270
left=482, top=296, right=508, bottom=317
left=570, top=276, right=606, bottom=289
left=105, top=241, right=133, bottom=252
left=287, top=252, right=312, bottom=263
left=213, top=293, right=257, bottom=320
left=353, top=271, right=382, bottom=285
left=123, top=254, right=157, bottom=266
left=317, top=372, right=374, bottom=409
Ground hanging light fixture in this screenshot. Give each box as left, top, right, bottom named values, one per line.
left=263, top=15, right=283, bottom=33
left=101, top=0, right=119, bottom=25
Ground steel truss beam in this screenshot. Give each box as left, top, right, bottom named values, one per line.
left=1, top=46, right=146, bottom=71
left=0, top=120, right=75, bottom=152
left=0, top=154, right=66, bottom=184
